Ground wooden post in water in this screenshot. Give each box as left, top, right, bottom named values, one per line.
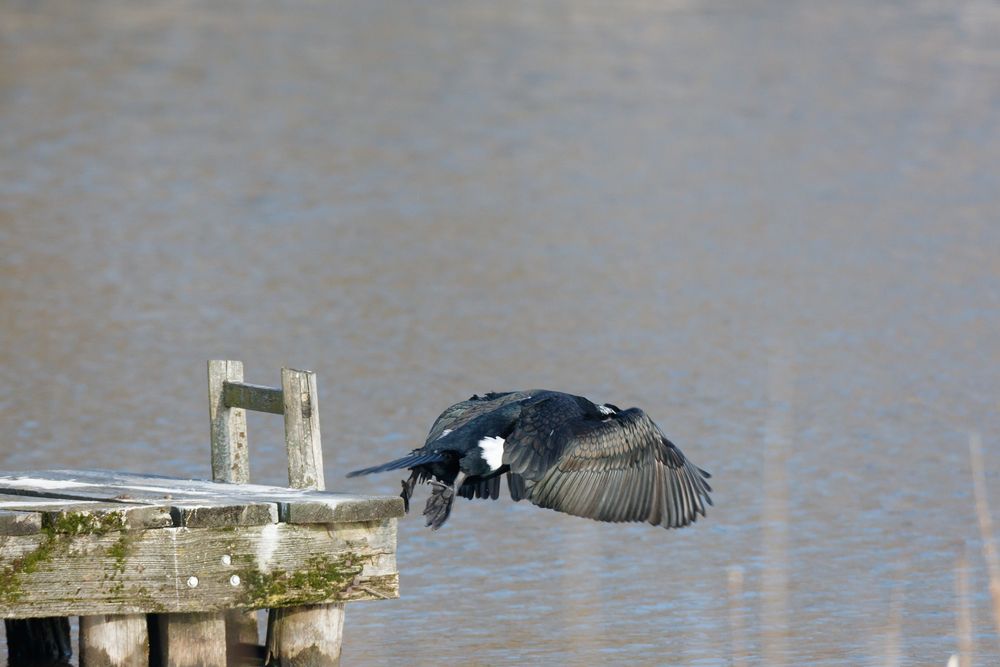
left=207, top=360, right=260, bottom=660
left=265, top=368, right=345, bottom=667
left=155, top=606, right=226, bottom=666
left=79, top=614, right=148, bottom=667
left=157, top=613, right=227, bottom=667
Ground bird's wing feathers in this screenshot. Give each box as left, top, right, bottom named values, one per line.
left=522, top=408, right=713, bottom=528
left=506, top=472, right=529, bottom=501
left=502, top=392, right=589, bottom=481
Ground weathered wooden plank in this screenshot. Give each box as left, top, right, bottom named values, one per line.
left=0, top=470, right=404, bottom=524
left=0, top=494, right=172, bottom=534
left=282, top=368, right=325, bottom=491
left=158, top=612, right=226, bottom=667
left=0, top=496, right=147, bottom=511
left=80, top=613, right=148, bottom=667
left=168, top=501, right=278, bottom=528
left=282, top=494, right=403, bottom=524
left=222, top=381, right=284, bottom=416
left=0, top=474, right=279, bottom=528
left=0, top=510, right=41, bottom=536
left=209, top=360, right=250, bottom=484
left=0, top=519, right=398, bottom=618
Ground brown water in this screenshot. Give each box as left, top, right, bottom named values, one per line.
left=2, top=1, right=1000, bottom=664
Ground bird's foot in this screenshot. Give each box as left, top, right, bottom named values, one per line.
left=423, top=483, right=455, bottom=530
left=423, top=473, right=465, bottom=530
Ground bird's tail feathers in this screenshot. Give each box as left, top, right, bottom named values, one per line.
left=346, top=451, right=448, bottom=477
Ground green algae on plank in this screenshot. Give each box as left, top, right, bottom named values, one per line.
left=45, top=509, right=129, bottom=535
left=0, top=532, right=60, bottom=604
left=236, top=553, right=369, bottom=608
left=1, top=510, right=135, bottom=605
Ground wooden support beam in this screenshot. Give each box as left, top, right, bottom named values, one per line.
left=0, top=520, right=397, bottom=618
left=157, top=612, right=226, bottom=667
left=267, top=367, right=345, bottom=667
left=80, top=614, right=148, bottom=667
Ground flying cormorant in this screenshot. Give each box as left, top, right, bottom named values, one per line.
left=347, top=390, right=713, bottom=530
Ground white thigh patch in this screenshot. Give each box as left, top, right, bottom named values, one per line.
left=478, top=436, right=506, bottom=471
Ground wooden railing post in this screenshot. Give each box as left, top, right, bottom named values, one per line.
left=265, top=368, right=344, bottom=667
left=209, top=359, right=249, bottom=484
left=281, top=368, right=325, bottom=492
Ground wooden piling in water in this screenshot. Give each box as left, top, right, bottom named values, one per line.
left=80, top=614, right=149, bottom=667
left=157, top=612, right=227, bottom=667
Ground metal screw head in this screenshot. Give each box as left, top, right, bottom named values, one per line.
left=230, top=574, right=241, bottom=587
left=186, top=576, right=199, bottom=588
left=221, top=554, right=232, bottom=566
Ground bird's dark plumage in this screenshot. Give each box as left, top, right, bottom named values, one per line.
left=346, top=390, right=712, bottom=530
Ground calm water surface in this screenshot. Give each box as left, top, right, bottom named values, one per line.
left=2, top=1, right=1000, bottom=664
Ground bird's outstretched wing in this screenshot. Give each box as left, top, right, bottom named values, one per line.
left=511, top=406, right=713, bottom=529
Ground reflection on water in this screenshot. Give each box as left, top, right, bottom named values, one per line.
left=2, top=0, right=1000, bottom=664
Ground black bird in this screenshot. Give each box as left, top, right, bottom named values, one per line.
left=347, top=390, right=712, bottom=530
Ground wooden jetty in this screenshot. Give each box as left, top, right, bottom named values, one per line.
left=0, top=361, right=404, bottom=666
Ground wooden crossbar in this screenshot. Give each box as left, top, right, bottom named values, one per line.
left=222, top=381, right=284, bottom=415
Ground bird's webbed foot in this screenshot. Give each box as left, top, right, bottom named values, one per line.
left=423, top=473, right=466, bottom=530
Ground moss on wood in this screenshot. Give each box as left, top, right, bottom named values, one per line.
left=1, top=510, right=135, bottom=605
left=45, top=509, right=129, bottom=536
left=0, top=534, right=58, bottom=604
left=236, top=554, right=368, bottom=608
